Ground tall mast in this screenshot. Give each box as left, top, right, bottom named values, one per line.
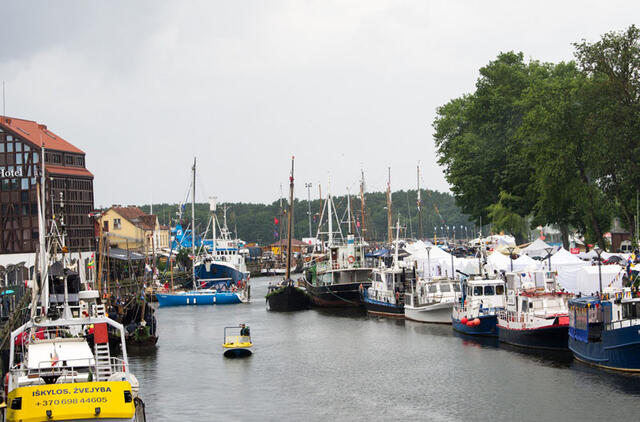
left=191, top=157, right=196, bottom=290
left=387, top=167, right=392, bottom=244
left=417, top=162, right=423, bottom=240
left=328, top=190, right=333, bottom=246
left=38, top=143, right=49, bottom=315
left=347, top=188, right=352, bottom=234
left=285, top=156, right=295, bottom=281
left=360, top=169, right=366, bottom=241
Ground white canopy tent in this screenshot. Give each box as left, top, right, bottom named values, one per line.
left=512, top=254, right=540, bottom=272
left=522, top=238, right=553, bottom=258
left=558, top=264, right=625, bottom=294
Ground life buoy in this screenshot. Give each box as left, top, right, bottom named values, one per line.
left=347, top=255, right=355, bottom=264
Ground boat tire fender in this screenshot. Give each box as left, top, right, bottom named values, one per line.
left=347, top=255, right=355, bottom=264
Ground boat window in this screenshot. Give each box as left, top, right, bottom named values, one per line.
left=473, top=286, right=483, bottom=296
left=440, top=284, right=451, bottom=293
left=453, top=284, right=461, bottom=292
left=428, top=285, right=438, bottom=294
left=521, top=299, right=528, bottom=309
left=495, top=285, right=504, bottom=295
left=483, top=285, right=494, bottom=296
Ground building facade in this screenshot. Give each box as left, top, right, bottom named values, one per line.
left=0, top=116, right=95, bottom=254
left=98, top=206, right=170, bottom=253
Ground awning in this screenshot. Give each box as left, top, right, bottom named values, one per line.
left=103, top=248, right=146, bottom=261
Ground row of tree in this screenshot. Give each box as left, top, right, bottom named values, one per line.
left=433, top=26, right=640, bottom=248
left=140, top=188, right=471, bottom=245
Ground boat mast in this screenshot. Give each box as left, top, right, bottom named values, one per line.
left=192, top=157, right=196, bottom=291
left=209, top=196, right=217, bottom=257
left=387, top=167, right=392, bottom=244
left=360, top=169, right=366, bottom=241
left=285, top=156, right=295, bottom=282
left=417, top=162, right=423, bottom=240
left=347, top=188, right=352, bottom=235
left=38, top=143, right=49, bottom=316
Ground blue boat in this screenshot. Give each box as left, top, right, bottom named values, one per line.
left=156, top=290, right=244, bottom=306
left=568, top=290, right=640, bottom=372
left=451, top=276, right=506, bottom=337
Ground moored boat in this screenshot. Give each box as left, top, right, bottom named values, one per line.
left=222, top=325, right=253, bottom=358
left=568, top=288, right=640, bottom=371
left=497, top=272, right=572, bottom=350
left=266, top=156, right=311, bottom=312
left=363, top=265, right=408, bottom=318
left=404, top=277, right=460, bottom=324
left=451, top=275, right=506, bottom=336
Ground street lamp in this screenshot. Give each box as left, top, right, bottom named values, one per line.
left=507, top=246, right=516, bottom=272
left=544, top=246, right=554, bottom=272
left=594, top=246, right=603, bottom=296
left=305, top=182, right=312, bottom=238
left=425, top=245, right=432, bottom=278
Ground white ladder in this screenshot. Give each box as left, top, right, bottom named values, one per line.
left=94, top=303, right=112, bottom=381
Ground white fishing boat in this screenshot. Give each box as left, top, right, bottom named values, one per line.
left=3, top=152, right=145, bottom=421
left=404, top=277, right=460, bottom=324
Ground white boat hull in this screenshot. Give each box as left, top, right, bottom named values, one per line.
left=405, top=301, right=453, bottom=324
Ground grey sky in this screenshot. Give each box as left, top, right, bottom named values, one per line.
left=1, top=1, right=636, bottom=207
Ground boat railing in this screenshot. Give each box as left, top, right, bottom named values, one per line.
left=606, top=317, right=640, bottom=331
left=224, top=335, right=251, bottom=345
left=14, top=357, right=129, bottom=383
left=365, top=289, right=402, bottom=305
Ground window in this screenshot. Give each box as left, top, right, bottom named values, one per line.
left=473, top=286, right=483, bottom=296
left=7, top=143, right=13, bottom=153
left=496, top=285, right=505, bottom=295
left=484, top=285, right=495, bottom=296
left=114, top=218, right=122, bottom=230
left=66, top=155, right=73, bottom=165
left=428, top=284, right=438, bottom=293
left=440, top=284, right=451, bottom=293
left=103, top=221, right=109, bottom=232
left=453, top=284, right=461, bottom=292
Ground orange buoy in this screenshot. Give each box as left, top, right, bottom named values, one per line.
left=473, top=318, right=481, bottom=326
left=460, top=317, right=468, bottom=324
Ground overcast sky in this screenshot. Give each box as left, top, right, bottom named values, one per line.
left=1, top=1, right=637, bottom=207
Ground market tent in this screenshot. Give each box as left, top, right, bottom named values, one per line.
left=405, top=241, right=458, bottom=278
left=522, top=238, right=553, bottom=258
left=512, top=254, right=540, bottom=272
left=565, top=264, right=626, bottom=294
left=547, top=248, right=587, bottom=270
left=487, top=252, right=511, bottom=272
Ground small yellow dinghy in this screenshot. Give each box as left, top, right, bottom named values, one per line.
left=223, top=325, right=253, bottom=358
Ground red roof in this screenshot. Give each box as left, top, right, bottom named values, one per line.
left=0, top=115, right=84, bottom=154
left=46, top=164, right=94, bottom=178
left=110, top=207, right=157, bottom=230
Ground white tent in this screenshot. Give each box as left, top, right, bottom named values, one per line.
left=405, top=241, right=456, bottom=278
left=522, top=238, right=553, bottom=258
left=487, top=252, right=511, bottom=272
left=562, top=265, right=625, bottom=294
left=512, top=254, right=540, bottom=272
left=548, top=248, right=587, bottom=270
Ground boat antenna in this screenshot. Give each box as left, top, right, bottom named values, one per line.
left=192, top=157, right=196, bottom=290
left=387, top=166, right=392, bottom=244
left=285, top=156, right=295, bottom=283
left=417, top=162, right=423, bottom=240
left=2, top=81, right=5, bottom=117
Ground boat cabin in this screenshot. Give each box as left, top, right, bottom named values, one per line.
left=460, top=277, right=506, bottom=312
left=406, top=278, right=460, bottom=307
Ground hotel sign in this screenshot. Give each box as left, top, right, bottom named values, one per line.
left=0, top=168, right=23, bottom=178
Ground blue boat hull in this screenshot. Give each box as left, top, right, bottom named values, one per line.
left=156, top=291, right=243, bottom=307
left=569, top=325, right=640, bottom=371
left=452, top=315, right=498, bottom=337
left=363, top=296, right=404, bottom=317
left=194, top=262, right=248, bottom=289
left=499, top=324, right=568, bottom=351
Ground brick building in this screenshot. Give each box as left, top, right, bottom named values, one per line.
left=0, top=115, right=95, bottom=254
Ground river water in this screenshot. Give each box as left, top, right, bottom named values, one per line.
left=129, top=276, right=640, bottom=421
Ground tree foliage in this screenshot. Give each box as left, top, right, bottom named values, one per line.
left=433, top=26, right=640, bottom=248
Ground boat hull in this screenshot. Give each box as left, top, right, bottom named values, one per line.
left=363, top=296, right=404, bottom=317
left=304, top=280, right=370, bottom=307
left=266, top=285, right=310, bottom=312
left=223, top=348, right=253, bottom=358
left=498, top=323, right=568, bottom=350
left=195, top=262, right=248, bottom=288
left=6, top=380, right=139, bottom=421
left=569, top=324, right=640, bottom=372
left=405, top=302, right=453, bottom=324
left=156, top=291, right=243, bottom=307
left=452, top=314, right=498, bottom=337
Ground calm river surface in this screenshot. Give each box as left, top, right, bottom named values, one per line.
left=129, top=276, right=640, bottom=421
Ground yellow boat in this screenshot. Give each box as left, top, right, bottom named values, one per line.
left=222, top=325, right=253, bottom=358
left=4, top=291, right=146, bottom=421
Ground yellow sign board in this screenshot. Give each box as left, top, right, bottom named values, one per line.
left=7, top=381, right=135, bottom=421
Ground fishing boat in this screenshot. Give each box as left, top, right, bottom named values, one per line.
left=194, top=203, right=250, bottom=290
left=222, top=325, right=253, bottom=358
left=156, top=158, right=250, bottom=307
left=3, top=156, right=146, bottom=421
left=404, top=277, right=460, bottom=324
left=451, top=274, right=506, bottom=336
left=266, top=156, right=311, bottom=312
left=303, top=190, right=372, bottom=307
left=362, top=220, right=411, bottom=317
left=568, top=288, right=640, bottom=371
left=497, top=272, right=573, bottom=350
